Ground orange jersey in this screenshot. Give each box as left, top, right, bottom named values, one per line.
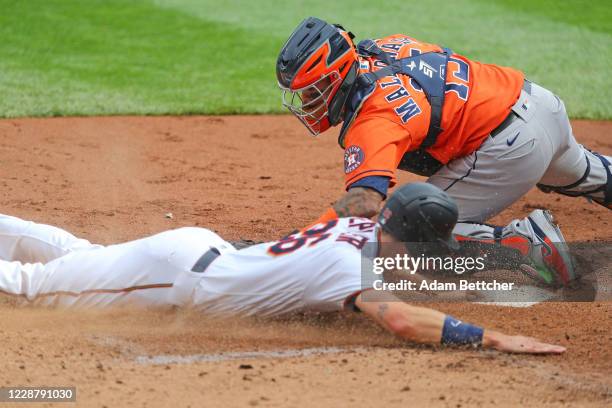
left=342, top=34, right=524, bottom=190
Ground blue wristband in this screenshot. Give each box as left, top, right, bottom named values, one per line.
left=441, top=315, right=484, bottom=346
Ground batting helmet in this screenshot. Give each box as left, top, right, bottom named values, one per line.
left=378, top=183, right=460, bottom=251
left=276, top=17, right=359, bottom=135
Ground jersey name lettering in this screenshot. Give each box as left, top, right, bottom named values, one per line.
left=267, top=219, right=374, bottom=256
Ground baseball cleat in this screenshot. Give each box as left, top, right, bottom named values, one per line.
left=520, top=210, right=576, bottom=286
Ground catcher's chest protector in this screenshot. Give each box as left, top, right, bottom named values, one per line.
left=338, top=40, right=453, bottom=175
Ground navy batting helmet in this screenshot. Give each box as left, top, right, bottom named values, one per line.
left=378, top=182, right=459, bottom=251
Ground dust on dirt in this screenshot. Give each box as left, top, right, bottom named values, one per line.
left=0, top=116, right=610, bottom=407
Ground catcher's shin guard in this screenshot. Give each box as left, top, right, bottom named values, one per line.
left=538, top=150, right=612, bottom=210
left=454, top=210, right=576, bottom=286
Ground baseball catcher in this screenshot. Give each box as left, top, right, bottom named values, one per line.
left=0, top=183, right=563, bottom=354
left=276, top=17, right=611, bottom=286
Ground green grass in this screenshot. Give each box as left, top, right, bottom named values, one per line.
left=483, top=0, right=612, bottom=35
left=0, top=0, right=610, bottom=118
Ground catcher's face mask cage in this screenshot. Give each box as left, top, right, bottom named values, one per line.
left=280, top=71, right=341, bottom=136
left=276, top=18, right=357, bottom=136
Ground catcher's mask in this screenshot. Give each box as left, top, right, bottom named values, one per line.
left=276, top=17, right=358, bottom=136
left=379, top=183, right=460, bottom=253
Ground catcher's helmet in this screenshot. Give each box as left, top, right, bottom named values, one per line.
left=379, top=183, right=460, bottom=251
left=277, top=17, right=358, bottom=135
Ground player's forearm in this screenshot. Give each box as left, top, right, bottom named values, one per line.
left=400, top=309, right=497, bottom=348
left=356, top=293, right=487, bottom=346
left=301, top=188, right=383, bottom=231
left=356, top=296, right=447, bottom=344
left=356, top=294, right=565, bottom=354
left=333, top=187, right=384, bottom=218
left=361, top=299, right=490, bottom=348
left=382, top=303, right=447, bottom=344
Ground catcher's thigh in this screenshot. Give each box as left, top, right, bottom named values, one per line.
left=535, top=94, right=612, bottom=208
left=428, top=82, right=579, bottom=223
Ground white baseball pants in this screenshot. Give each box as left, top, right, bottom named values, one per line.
left=0, top=214, right=233, bottom=308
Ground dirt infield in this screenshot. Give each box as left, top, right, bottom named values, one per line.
left=0, top=116, right=610, bottom=407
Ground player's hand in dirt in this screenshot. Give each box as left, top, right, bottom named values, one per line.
left=485, top=331, right=566, bottom=354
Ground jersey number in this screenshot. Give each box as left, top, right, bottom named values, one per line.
left=267, top=218, right=373, bottom=256
left=445, top=56, right=469, bottom=101
left=407, top=49, right=469, bottom=101
left=267, top=220, right=338, bottom=256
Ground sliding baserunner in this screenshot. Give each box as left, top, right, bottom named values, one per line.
left=0, top=183, right=564, bottom=354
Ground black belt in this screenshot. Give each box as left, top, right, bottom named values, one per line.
left=191, top=247, right=220, bottom=273
left=490, top=80, right=532, bottom=138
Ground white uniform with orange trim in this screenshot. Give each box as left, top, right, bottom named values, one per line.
left=0, top=214, right=376, bottom=316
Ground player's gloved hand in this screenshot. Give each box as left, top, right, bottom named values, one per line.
left=484, top=330, right=566, bottom=354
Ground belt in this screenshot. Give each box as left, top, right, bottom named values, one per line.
left=191, top=247, right=220, bottom=273
left=490, top=80, right=532, bottom=138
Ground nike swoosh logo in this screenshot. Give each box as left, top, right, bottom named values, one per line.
left=528, top=217, right=553, bottom=257
left=507, top=132, right=520, bottom=146
left=451, top=320, right=462, bottom=327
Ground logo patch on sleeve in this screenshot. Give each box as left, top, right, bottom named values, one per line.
left=344, top=145, right=364, bottom=174
left=380, top=207, right=393, bottom=225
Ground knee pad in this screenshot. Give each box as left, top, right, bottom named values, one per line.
left=537, top=152, right=612, bottom=209
left=593, top=153, right=612, bottom=207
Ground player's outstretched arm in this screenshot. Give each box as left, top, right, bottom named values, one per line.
left=354, top=292, right=566, bottom=354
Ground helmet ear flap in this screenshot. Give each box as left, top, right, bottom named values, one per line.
left=417, top=202, right=460, bottom=252
left=328, top=61, right=359, bottom=125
